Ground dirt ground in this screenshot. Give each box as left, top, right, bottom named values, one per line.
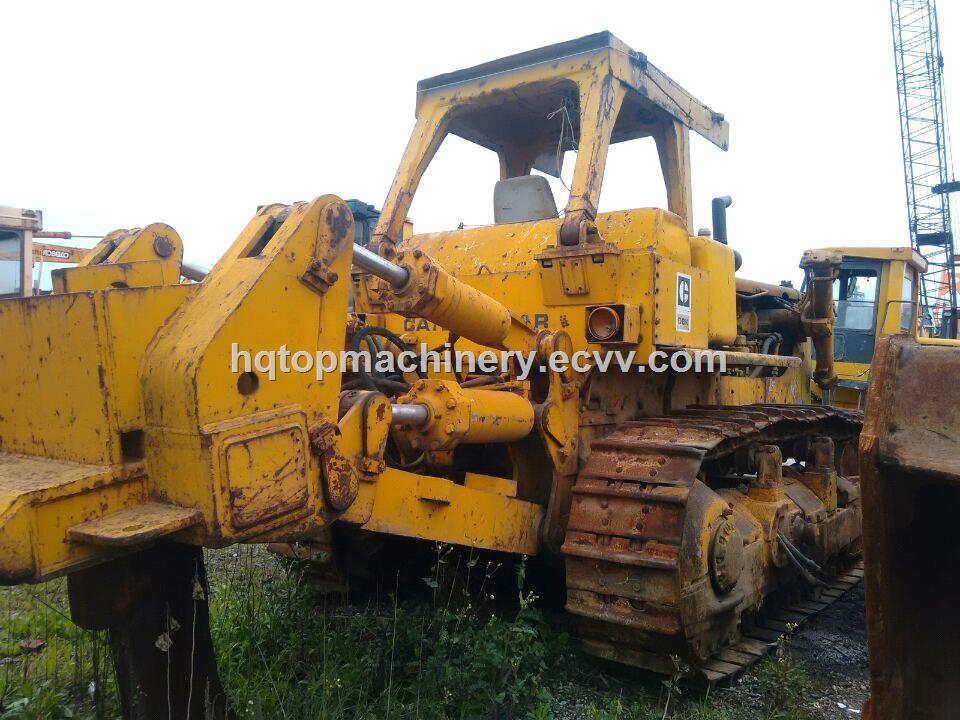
left=728, top=585, right=871, bottom=719
left=791, top=585, right=870, bottom=718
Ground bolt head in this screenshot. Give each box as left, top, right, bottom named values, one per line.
left=153, top=235, right=175, bottom=258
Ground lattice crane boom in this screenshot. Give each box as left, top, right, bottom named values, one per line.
left=891, top=0, right=958, bottom=330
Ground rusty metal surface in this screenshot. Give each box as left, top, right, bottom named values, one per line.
left=860, top=335, right=960, bottom=720
left=800, top=251, right=842, bottom=390
left=562, top=404, right=862, bottom=680
left=68, top=543, right=230, bottom=719
left=267, top=530, right=350, bottom=594
left=311, top=420, right=359, bottom=512
left=223, top=422, right=310, bottom=529
left=861, top=335, right=960, bottom=478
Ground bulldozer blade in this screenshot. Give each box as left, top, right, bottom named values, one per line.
left=67, top=543, right=231, bottom=720
left=860, top=335, right=960, bottom=720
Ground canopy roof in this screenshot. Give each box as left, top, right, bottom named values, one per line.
left=416, top=31, right=730, bottom=156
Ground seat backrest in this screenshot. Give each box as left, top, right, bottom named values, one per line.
left=493, top=176, right=559, bottom=224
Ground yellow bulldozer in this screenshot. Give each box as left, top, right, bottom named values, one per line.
left=0, top=32, right=954, bottom=718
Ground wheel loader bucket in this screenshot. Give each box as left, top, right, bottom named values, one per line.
left=860, top=334, right=960, bottom=720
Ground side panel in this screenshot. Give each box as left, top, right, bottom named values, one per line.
left=652, top=256, right=708, bottom=348
left=0, top=293, right=116, bottom=464
left=103, top=284, right=197, bottom=431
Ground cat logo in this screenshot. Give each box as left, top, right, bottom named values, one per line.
left=676, top=273, right=692, bottom=332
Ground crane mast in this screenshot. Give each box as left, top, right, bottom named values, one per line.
left=891, top=0, right=958, bottom=332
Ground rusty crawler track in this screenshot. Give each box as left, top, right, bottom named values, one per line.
left=694, top=558, right=865, bottom=683
left=562, top=404, right=862, bottom=683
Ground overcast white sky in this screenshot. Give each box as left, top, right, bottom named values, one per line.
left=5, top=1, right=959, bottom=286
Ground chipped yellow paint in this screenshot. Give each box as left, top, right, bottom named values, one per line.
left=358, top=468, right=542, bottom=555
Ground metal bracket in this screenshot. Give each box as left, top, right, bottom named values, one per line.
left=301, top=259, right=340, bottom=294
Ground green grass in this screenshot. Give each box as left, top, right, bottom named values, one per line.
left=0, top=547, right=813, bottom=720
left=210, top=547, right=565, bottom=718
left=752, top=627, right=811, bottom=720
left=0, top=580, right=117, bottom=718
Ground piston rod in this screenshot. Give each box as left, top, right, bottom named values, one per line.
left=352, top=244, right=410, bottom=288
left=181, top=235, right=406, bottom=287
left=390, top=403, right=430, bottom=426
left=182, top=248, right=403, bottom=287
left=181, top=261, right=210, bottom=282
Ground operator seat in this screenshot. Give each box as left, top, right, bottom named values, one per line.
left=493, top=175, right=559, bottom=224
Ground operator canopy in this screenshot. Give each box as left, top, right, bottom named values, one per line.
left=374, top=32, right=729, bottom=244
left=416, top=31, right=729, bottom=173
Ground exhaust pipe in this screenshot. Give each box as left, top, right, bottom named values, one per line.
left=711, top=196, right=732, bottom=244
left=711, top=196, right=741, bottom=270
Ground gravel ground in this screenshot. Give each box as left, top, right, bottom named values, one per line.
left=703, top=584, right=870, bottom=720
left=536, top=582, right=871, bottom=719
left=789, top=585, right=870, bottom=719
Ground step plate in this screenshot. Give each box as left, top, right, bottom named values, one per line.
left=68, top=502, right=202, bottom=547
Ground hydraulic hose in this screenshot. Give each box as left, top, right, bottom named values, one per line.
left=349, top=325, right=418, bottom=394
left=778, top=532, right=827, bottom=588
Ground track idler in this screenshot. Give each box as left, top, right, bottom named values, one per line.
left=68, top=543, right=230, bottom=720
